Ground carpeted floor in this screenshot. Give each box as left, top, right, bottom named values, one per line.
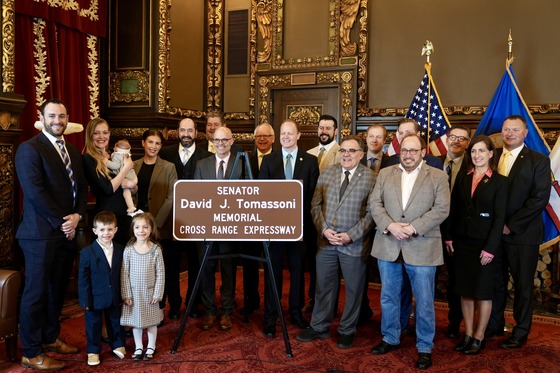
left=2, top=270, right=560, bottom=372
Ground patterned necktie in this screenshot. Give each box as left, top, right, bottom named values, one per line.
left=217, top=159, right=225, bottom=179
left=340, top=170, right=350, bottom=200
left=56, top=140, right=77, bottom=202
left=317, top=146, right=326, bottom=165
left=446, top=161, right=453, bottom=186
left=285, top=153, right=293, bottom=180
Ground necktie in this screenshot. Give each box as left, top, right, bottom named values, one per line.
left=285, top=154, right=293, bottom=180
left=340, top=170, right=350, bottom=200
left=182, top=148, right=189, bottom=165
left=56, top=140, right=77, bottom=202
left=217, top=159, right=225, bottom=179
left=446, top=161, right=453, bottom=186
left=317, top=146, right=326, bottom=165
left=209, top=142, right=215, bottom=153
left=498, top=151, right=511, bottom=176
left=258, top=154, right=264, bottom=169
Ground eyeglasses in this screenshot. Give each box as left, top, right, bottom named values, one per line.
left=213, top=138, right=231, bottom=144
left=255, top=135, right=273, bottom=139
left=400, top=148, right=421, bottom=155
left=338, top=148, right=362, bottom=154
left=448, top=135, right=469, bottom=142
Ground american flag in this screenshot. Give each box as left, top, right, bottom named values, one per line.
left=388, top=65, right=450, bottom=156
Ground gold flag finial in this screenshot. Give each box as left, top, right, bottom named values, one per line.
left=508, top=29, right=513, bottom=60
left=421, top=40, right=434, bottom=63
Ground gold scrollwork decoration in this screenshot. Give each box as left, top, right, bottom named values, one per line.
left=158, top=0, right=171, bottom=113
left=256, top=0, right=273, bottom=63
left=111, top=127, right=149, bottom=138
left=109, top=70, right=150, bottom=103
left=207, top=0, right=224, bottom=111
left=340, top=0, right=360, bottom=57
left=33, top=19, right=50, bottom=113
left=86, top=35, right=100, bottom=119
left=287, top=106, right=322, bottom=127
left=2, top=0, right=15, bottom=93
left=0, top=144, right=15, bottom=266
left=356, top=0, right=368, bottom=115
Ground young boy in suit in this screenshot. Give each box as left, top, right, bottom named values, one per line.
left=78, top=211, right=126, bottom=366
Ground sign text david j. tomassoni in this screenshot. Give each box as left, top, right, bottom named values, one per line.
left=173, top=180, right=303, bottom=241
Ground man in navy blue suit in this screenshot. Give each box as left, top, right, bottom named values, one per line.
left=259, top=119, right=319, bottom=337
left=16, top=99, right=88, bottom=371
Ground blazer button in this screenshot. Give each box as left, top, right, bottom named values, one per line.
left=401, top=215, right=405, bottom=218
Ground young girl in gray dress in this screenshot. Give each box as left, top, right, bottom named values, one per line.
left=120, top=213, right=165, bottom=360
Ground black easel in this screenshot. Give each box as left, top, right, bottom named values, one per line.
left=171, top=152, right=293, bottom=357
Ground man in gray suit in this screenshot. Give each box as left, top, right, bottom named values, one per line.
left=297, top=135, right=375, bottom=349
left=369, top=134, right=450, bottom=370
left=194, top=126, right=242, bottom=332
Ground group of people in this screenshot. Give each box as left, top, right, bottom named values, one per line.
left=15, top=97, right=550, bottom=371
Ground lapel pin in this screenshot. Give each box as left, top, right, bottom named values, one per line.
left=299, top=157, right=303, bottom=161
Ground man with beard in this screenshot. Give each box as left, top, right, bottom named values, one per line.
left=308, top=114, right=340, bottom=172
left=159, top=118, right=211, bottom=319
left=369, top=134, right=449, bottom=370
left=16, top=99, right=88, bottom=370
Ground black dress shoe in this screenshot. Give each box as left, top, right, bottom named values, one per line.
left=500, top=336, right=526, bottom=349
left=371, top=340, right=399, bottom=355
left=463, top=338, right=485, bottom=355
left=291, top=316, right=310, bottom=329
left=168, top=309, right=180, bottom=320
left=336, top=333, right=355, bottom=349
left=454, top=335, right=473, bottom=352
left=447, top=325, right=460, bottom=339
left=263, top=324, right=276, bottom=338
left=416, top=353, right=432, bottom=370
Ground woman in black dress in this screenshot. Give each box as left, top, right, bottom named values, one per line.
left=445, top=135, right=507, bottom=354
left=83, top=118, right=135, bottom=245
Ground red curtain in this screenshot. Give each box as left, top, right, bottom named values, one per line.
left=14, top=1, right=107, bottom=151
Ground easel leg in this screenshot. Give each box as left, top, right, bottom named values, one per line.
left=171, top=241, right=211, bottom=353
left=263, top=241, right=293, bottom=357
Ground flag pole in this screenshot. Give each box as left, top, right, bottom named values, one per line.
left=422, top=40, right=434, bottom=147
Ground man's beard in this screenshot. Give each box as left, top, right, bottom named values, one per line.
left=180, top=136, right=194, bottom=148
left=319, top=134, right=334, bottom=146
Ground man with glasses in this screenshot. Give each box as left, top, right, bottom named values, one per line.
left=369, top=134, right=449, bottom=370
left=297, top=136, right=375, bottom=349
left=194, top=126, right=242, bottom=332
left=381, top=118, right=443, bottom=337
left=239, top=123, right=276, bottom=319
left=259, top=119, right=319, bottom=337
left=439, top=125, right=470, bottom=338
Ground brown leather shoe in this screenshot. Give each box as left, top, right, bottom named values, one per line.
left=21, top=353, right=65, bottom=371
left=219, top=314, right=232, bottom=331
left=42, top=338, right=79, bottom=354
left=200, top=314, right=216, bottom=330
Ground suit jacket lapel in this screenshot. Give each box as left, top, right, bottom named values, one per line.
left=506, top=146, right=528, bottom=180
left=292, top=150, right=304, bottom=179
left=389, top=166, right=405, bottom=212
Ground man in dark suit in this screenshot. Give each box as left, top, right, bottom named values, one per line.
left=381, top=118, right=444, bottom=335
left=297, top=135, right=375, bottom=349
left=259, top=119, right=320, bottom=337
left=369, top=134, right=450, bottom=370
left=194, top=126, right=242, bottom=332
left=438, top=125, right=470, bottom=338
left=487, top=115, right=551, bottom=349
left=16, top=99, right=88, bottom=371
left=200, top=110, right=244, bottom=154
left=240, top=123, right=275, bottom=318
left=159, top=117, right=211, bottom=320
left=361, top=124, right=389, bottom=176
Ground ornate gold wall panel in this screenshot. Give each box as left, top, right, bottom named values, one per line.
left=109, top=70, right=150, bottom=104
left=157, top=0, right=171, bottom=113
left=207, top=0, right=224, bottom=111
left=2, top=0, right=15, bottom=93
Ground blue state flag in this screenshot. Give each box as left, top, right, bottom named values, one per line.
left=474, top=58, right=559, bottom=248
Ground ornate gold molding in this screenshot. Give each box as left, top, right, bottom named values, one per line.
left=157, top=0, right=171, bottom=113
left=287, top=105, right=322, bottom=126
left=2, top=0, right=15, bottom=93
left=207, top=0, right=224, bottom=111
left=358, top=104, right=560, bottom=118
left=33, top=19, right=49, bottom=112
left=256, top=0, right=272, bottom=63
left=41, top=0, right=101, bottom=21
left=86, top=35, right=100, bottom=118
left=109, top=70, right=150, bottom=103
left=340, top=0, right=360, bottom=57
left=272, top=0, right=339, bottom=69
left=0, top=144, right=15, bottom=267
left=257, top=69, right=355, bottom=134
left=356, top=0, right=368, bottom=115
left=111, top=127, right=149, bottom=138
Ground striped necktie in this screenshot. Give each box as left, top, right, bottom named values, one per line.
left=56, top=140, right=77, bottom=203
left=217, top=160, right=225, bottom=179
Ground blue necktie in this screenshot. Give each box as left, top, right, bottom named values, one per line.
left=285, top=154, right=293, bottom=180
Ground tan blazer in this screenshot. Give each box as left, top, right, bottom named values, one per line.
left=368, top=163, right=450, bottom=266
left=134, top=156, right=178, bottom=239
left=308, top=142, right=340, bottom=172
